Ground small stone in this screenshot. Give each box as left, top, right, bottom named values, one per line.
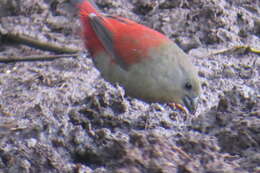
left=217, top=96, right=229, bottom=112
left=20, top=159, right=31, bottom=170
left=239, top=66, right=253, bottom=79
left=26, top=138, right=37, bottom=148
left=222, top=65, right=236, bottom=78
left=176, top=36, right=201, bottom=52
left=47, top=16, right=69, bottom=30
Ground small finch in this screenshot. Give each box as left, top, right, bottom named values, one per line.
left=74, top=0, right=201, bottom=113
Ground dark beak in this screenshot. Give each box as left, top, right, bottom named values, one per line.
left=183, top=95, right=198, bottom=114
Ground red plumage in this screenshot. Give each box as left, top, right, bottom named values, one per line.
left=75, top=0, right=201, bottom=114
left=78, top=0, right=170, bottom=66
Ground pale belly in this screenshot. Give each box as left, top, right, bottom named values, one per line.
left=91, top=43, right=186, bottom=104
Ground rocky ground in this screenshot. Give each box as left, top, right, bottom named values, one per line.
left=0, top=0, right=259, bottom=173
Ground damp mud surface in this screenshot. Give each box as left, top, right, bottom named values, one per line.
left=0, top=0, right=259, bottom=173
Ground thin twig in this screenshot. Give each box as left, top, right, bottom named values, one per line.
left=172, top=145, right=192, bottom=161
left=1, top=32, right=81, bottom=54
left=209, top=45, right=260, bottom=56
left=0, top=54, right=79, bottom=63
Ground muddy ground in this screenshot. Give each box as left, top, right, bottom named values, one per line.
left=0, top=0, right=259, bottom=173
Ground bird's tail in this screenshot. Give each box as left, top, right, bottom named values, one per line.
left=72, top=0, right=100, bottom=17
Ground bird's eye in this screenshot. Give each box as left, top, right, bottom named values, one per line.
left=185, top=82, right=192, bottom=90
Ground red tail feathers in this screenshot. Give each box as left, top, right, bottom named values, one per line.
left=74, top=0, right=99, bottom=17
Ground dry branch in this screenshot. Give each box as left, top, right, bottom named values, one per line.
left=1, top=32, right=81, bottom=54
left=210, top=45, right=260, bottom=56
left=0, top=54, right=79, bottom=63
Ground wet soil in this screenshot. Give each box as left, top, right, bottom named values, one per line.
left=0, top=0, right=259, bottom=173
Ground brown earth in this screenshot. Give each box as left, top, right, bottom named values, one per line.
left=0, top=0, right=259, bottom=173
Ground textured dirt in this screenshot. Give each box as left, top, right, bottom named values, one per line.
left=0, top=0, right=259, bottom=173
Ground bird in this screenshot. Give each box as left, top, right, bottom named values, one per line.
left=73, top=0, right=201, bottom=114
